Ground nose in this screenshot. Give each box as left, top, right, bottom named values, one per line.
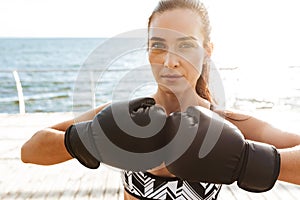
left=163, top=51, right=179, bottom=69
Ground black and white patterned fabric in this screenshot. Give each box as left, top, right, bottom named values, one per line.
left=122, top=170, right=222, bottom=200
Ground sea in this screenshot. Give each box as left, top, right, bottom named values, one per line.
left=0, top=38, right=299, bottom=114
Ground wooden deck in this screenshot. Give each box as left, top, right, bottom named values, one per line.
left=1, top=112, right=300, bottom=199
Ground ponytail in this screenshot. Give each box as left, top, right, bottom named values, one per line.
left=195, top=61, right=216, bottom=108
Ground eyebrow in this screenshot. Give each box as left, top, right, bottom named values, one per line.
left=177, top=36, right=198, bottom=41
left=149, top=36, right=198, bottom=42
left=149, top=37, right=166, bottom=41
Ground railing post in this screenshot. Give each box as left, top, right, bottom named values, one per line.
left=12, top=70, right=25, bottom=114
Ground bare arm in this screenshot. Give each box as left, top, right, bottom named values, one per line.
left=21, top=103, right=109, bottom=165
left=278, top=146, right=300, bottom=184
left=219, top=110, right=300, bottom=148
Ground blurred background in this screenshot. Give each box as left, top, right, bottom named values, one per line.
left=0, top=0, right=300, bottom=114
left=0, top=1, right=300, bottom=199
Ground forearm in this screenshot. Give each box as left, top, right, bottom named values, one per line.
left=21, top=128, right=72, bottom=165
left=278, top=145, right=300, bottom=184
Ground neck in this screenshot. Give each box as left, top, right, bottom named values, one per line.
left=153, top=88, right=210, bottom=115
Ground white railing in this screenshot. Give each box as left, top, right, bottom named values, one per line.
left=1, top=67, right=244, bottom=114
left=1, top=66, right=298, bottom=114
left=1, top=69, right=106, bottom=114
left=12, top=70, right=25, bottom=114
left=0, top=68, right=154, bottom=114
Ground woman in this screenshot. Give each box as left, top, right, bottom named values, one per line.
left=21, top=0, right=300, bottom=199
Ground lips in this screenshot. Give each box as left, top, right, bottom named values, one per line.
left=161, top=74, right=183, bottom=81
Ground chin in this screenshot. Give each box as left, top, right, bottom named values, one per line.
left=160, top=85, right=188, bottom=96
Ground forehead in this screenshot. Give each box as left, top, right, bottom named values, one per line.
left=149, top=9, right=204, bottom=42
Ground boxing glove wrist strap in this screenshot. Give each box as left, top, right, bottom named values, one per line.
left=237, top=141, right=281, bottom=192
left=65, top=124, right=100, bottom=169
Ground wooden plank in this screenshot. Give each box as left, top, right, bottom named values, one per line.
left=1, top=113, right=300, bottom=199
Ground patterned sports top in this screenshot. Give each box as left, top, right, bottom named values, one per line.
left=121, top=170, right=222, bottom=200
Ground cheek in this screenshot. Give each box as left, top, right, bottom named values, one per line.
left=148, top=52, right=164, bottom=65
left=179, top=48, right=205, bottom=72
left=187, top=67, right=201, bottom=84
left=149, top=63, right=161, bottom=81
left=148, top=52, right=165, bottom=81
left=182, top=55, right=203, bottom=77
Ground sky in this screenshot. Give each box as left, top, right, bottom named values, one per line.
left=1, top=0, right=300, bottom=69
left=0, top=0, right=157, bottom=37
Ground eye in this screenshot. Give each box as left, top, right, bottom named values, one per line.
left=178, top=41, right=197, bottom=49
left=150, top=42, right=167, bottom=50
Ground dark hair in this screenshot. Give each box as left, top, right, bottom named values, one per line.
left=148, top=0, right=215, bottom=105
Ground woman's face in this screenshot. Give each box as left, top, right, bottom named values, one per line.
left=148, top=9, right=207, bottom=94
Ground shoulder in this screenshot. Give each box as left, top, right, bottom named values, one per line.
left=79, top=101, right=111, bottom=120
left=213, top=108, right=274, bottom=141
left=94, top=101, right=111, bottom=113
left=213, top=108, right=252, bottom=121
left=50, top=102, right=111, bottom=131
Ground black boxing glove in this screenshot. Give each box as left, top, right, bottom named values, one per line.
left=65, top=125, right=100, bottom=169
left=165, top=106, right=280, bottom=192
left=64, top=97, right=168, bottom=171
